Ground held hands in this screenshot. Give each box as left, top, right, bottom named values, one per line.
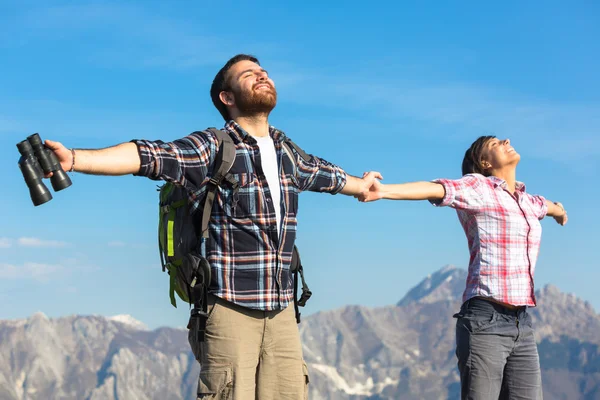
left=43, top=140, right=73, bottom=177
left=553, top=202, right=568, bottom=226
left=356, top=171, right=384, bottom=202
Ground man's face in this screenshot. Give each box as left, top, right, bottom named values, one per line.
left=225, top=60, right=277, bottom=116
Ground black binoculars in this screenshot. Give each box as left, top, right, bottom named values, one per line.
left=17, top=133, right=72, bottom=206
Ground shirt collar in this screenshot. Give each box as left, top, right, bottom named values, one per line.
left=224, top=120, right=286, bottom=144
left=488, top=175, right=526, bottom=193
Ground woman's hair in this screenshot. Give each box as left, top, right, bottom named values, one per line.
left=461, top=135, right=496, bottom=176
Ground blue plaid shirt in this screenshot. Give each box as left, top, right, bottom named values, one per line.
left=134, top=121, right=347, bottom=310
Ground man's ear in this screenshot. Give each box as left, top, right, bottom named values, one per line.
left=219, top=91, right=235, bottom=107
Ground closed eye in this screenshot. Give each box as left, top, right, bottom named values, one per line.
left=239, top=68, right=269, bottom=80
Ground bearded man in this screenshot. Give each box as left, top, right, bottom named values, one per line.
left=44, top=54, right=381, bottom=400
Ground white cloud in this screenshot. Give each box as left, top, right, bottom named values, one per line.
left=0, top=238, right=12, bottom=248
left=0, top=256, right=96, bottom=282
left=0, top=262, right=63, bottom=281
left=18, top=237, right=69, bottom=248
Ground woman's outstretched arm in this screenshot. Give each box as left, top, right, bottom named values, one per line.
left=545, top=200, right=568, bottom=226
left=358, top=174, right=488, bottom=212
left=358, top=181, right=445, bottom=202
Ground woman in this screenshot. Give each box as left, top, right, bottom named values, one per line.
left=359, top=136, right=567, bottom=400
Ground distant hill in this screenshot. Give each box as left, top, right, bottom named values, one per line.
left=1, top=266, right=598, bottom=399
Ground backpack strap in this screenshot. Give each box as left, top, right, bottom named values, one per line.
left=290, top=245, right=312, bottom=323
left=199, top=128, right=237, bottom=239
left=284, top=137, right=310, bottom=161
left=281, top=137, right=311, bottom=177
left=187, top=128, right=235, bottom=344
left=281, top=138, right=312, bottom=324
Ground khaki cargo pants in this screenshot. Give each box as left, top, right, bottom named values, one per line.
left=189, top=295, right=309, bottom=400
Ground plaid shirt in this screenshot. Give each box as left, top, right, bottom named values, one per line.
left=134, top=121, right=347, bottom=310
left=432, top=174, right=548, bottom=306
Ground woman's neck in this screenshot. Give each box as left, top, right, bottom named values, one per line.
left=491, top=167, right=517, bottom=193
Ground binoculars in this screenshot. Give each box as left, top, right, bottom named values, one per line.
left=17, top=133, right=72, bottom=206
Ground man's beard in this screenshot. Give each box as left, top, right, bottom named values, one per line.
left=233, top=84, right=277, bottom=116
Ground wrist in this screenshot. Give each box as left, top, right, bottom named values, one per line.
left=69, top=148, right=76, bottom=172
left=553, top=202, right=565, bottom=217
left=379, top=184, right=390, bottom=199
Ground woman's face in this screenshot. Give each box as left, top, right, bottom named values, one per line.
left=481, top=137, right=521, bottom=171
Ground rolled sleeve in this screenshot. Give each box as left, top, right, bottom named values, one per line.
left=328, top=165, right=348, bottom=194
left=429, top=174, right=486, bottom=211
left=430, top=178, right=456, bottom=207
left=528, top=194, right=548, bottom=220
left=131, top=131, right=217, bottom=190
left=295, top=154, right=347, bottom=194
left=132, top=139, right=160, bottom=179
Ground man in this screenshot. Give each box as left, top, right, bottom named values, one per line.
left=45, top=54, right=381, bottom=399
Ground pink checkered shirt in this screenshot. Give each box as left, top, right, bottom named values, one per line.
left=432, top=174, right=548, bottom=306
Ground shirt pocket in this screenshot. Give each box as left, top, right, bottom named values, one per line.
left=282, top=173, right=299, bottom=215
left=221, top=172, right=257, bottom=219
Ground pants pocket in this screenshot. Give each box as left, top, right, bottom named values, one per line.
left=197, top=364, right=233, bottom=399
left=302, top=361, right=310, bottom=400
left=462, top=311, right=498, bottom=333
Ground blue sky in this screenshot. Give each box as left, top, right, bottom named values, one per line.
left=1, top=1, right=598, bottom=329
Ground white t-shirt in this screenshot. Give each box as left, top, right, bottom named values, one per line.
left=253, top=135, right=282, bottom=236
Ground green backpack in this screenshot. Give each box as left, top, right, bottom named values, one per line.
left=157, top=128, right=312, bottom=322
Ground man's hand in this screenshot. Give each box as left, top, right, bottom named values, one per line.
left=356, top=171, right=384, bottom=202
left=44, top=140, right=73, bottom=177
left=340, top=171, right=383, bottom=197
left=552, top=202, right=568, bottom=226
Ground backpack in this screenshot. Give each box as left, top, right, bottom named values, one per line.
left=157, top=128, right=312, bottom=324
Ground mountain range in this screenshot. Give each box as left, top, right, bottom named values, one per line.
left=1, top=265, right=599, bottom=399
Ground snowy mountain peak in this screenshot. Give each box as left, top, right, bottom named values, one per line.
left=397, top=265, right=467, bottom=306
left=108, top=314, right=148, bottom=331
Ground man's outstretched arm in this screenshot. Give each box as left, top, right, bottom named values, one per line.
left=289, top=145, right=382, bottom=197
left=45, top=132, right=217, bottom=189
left=45, top=140, right=141, bottom=176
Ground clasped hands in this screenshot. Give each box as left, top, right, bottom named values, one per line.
left=355, top=171, right=384, bottom=203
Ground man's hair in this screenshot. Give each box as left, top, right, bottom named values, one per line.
left=461, top=135, right=496, bottom=176
left=211, top=54, right=260, bottom=121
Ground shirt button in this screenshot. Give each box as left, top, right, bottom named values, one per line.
left=266, top=198, right=271, bottom=202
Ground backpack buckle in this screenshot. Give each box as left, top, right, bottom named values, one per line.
left=298, top=289, right=312, bottom=307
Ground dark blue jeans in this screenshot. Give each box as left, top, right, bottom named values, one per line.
left=454, top=297, right=542, bottom=400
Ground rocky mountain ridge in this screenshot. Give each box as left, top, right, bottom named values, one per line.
left=1, top=266, right=598, bottom=399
